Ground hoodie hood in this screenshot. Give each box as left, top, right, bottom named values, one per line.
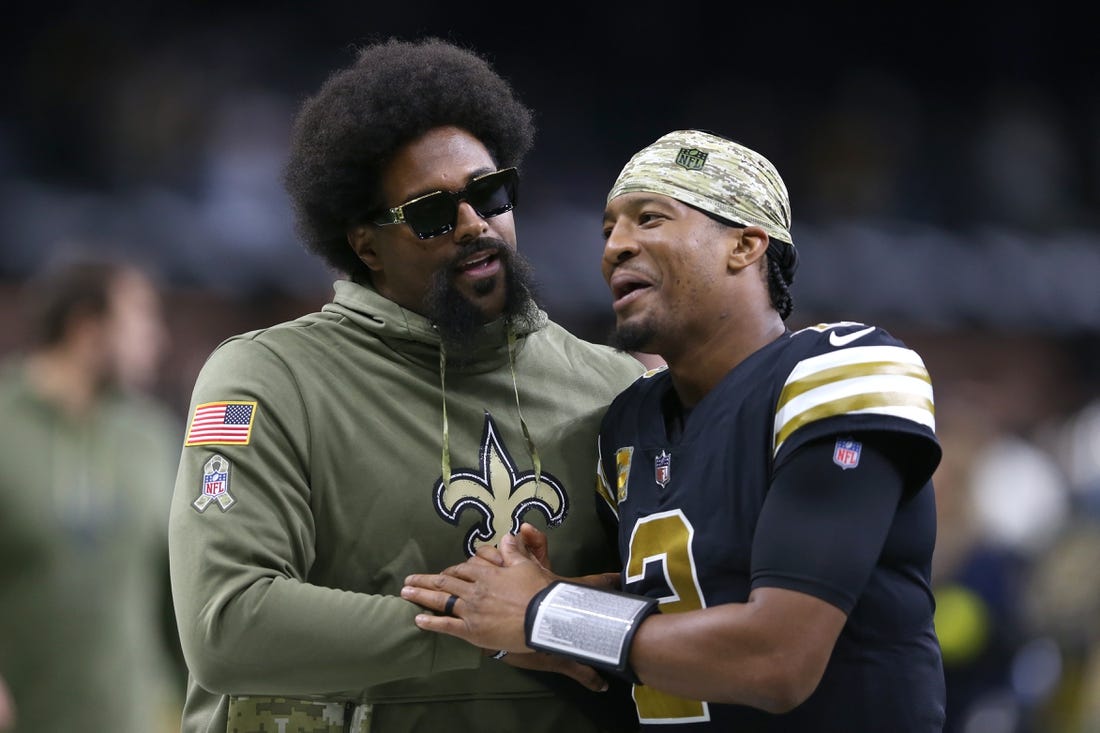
left=322, top=278, right=549, bottom=491
left=323, top=279, right=548, bottom=373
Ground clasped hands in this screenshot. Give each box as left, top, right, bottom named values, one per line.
left=401, top=522, right=619, bottom=691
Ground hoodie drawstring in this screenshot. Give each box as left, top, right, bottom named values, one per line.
left=438, top=326, right=542, bottom=495
left=439, top=342, right=452, bottom=489
left=507, top=326, right=542, bottom=491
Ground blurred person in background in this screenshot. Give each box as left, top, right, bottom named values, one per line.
left=930, top=394, right=1033, bottom=733
left=168, top=37, right=644, bottom=733
left=0, top=675, right=12, bottom=730
left=1015, top=379, right=1100, bottom=733
left=0, top=257, right=183, bottom=732
left=931, top=367, right=1086, bottom=733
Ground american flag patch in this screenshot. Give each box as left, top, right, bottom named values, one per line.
left=185, top=401, right=257, bottom=446
left=832, top=439, right=862, bottom=470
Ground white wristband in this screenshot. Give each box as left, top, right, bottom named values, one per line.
left=524, top=581, right=657, bottom=681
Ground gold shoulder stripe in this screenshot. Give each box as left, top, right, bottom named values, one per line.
left=775, top=392, right=935, bottom=453
left=773, top=346, right=935, bottom=455
left=777, top=360, right=931, bottom=411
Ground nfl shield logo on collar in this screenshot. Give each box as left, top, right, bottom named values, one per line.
left=833, top=439, right=862, bottom=470
left=655, top=450, right=671, bottom=487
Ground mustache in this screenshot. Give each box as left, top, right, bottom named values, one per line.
left=443, top=236, right=512, bottom=272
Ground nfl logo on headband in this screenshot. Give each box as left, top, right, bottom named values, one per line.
left=676, top=148, right=707, bottom=171
left=607, top=129, right=795, bottom=248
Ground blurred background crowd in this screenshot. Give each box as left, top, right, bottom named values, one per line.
left=1, top=2, right=1098, bottom=732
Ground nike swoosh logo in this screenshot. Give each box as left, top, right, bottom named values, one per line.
left=829, top=326, right=876, bottom=347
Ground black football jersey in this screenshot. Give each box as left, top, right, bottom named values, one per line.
left=596, top=321, right=944, bottom=731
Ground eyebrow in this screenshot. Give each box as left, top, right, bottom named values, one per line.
left=603, top=193, right=677, bottom=222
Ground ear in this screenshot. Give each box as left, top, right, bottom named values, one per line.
left=728, top=225, right=769, bottom=272
left=347, top=225, right=383, bottom=272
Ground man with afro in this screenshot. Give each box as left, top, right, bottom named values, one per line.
left=168, top=37, right=644, bottom=733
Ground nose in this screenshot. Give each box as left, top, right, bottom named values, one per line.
left=453, top=200, right=490, bottom=243
left=602, top=220, right=638, bottom=270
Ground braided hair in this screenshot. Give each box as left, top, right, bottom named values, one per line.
left=765, top=248, right=796, bottom=320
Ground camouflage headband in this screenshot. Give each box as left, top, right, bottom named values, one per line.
left=607, top=129, right=793, bottom=245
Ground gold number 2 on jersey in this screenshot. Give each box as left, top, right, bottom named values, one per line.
left=625, top=509, right=711, bottom=724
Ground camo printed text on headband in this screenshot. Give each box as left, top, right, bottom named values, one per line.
left=607, top=130, right=793, bottom=246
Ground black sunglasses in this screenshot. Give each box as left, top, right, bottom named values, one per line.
left=371, top=167, right=519, bottom=240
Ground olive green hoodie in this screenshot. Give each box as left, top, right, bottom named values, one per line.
left=169, top=280, right=643, bottom=732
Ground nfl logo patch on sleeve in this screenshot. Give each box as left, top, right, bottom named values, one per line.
left=194, top=454, right=236, bottom=512
left=832, top=439, right=862, bottom=470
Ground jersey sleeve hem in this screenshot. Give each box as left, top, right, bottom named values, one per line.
left=750, top=573, right=856, bottom=615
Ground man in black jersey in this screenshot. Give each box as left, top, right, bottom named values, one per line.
left=404, top=129, right=946, bottom=731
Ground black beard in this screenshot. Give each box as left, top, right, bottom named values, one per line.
left=608, top=321, right=657, bottom=354
left=424, top=238, right=539, bottom=351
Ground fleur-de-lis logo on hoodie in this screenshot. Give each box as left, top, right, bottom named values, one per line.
left=433, top=413, right=568, bottom=556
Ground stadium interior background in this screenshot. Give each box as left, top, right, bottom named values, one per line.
left=1, top=3, right=1099, bottom=732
